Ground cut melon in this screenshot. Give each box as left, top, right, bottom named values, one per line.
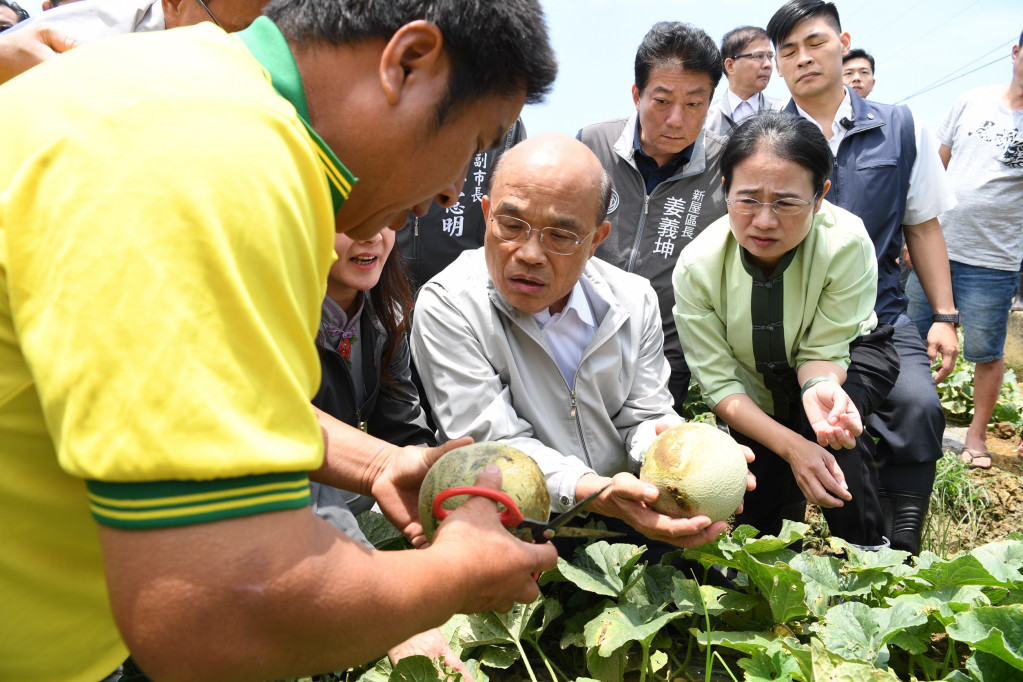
left=419, top=442, right=550, bottom=543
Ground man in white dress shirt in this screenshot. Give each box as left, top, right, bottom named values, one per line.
left=704, top=25, right=784, bottom=139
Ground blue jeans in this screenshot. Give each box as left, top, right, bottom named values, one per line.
left=905, top=261, right=1017, bottom=363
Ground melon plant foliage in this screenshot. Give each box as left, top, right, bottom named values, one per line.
left=336, top=520, right=1023, bottom=682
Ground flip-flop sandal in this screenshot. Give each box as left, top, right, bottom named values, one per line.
left=959, top=448, right=993, bottom=470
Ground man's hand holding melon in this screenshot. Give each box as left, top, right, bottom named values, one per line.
left=573, top=422, right=755, bottom=548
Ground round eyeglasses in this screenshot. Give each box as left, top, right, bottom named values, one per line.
left=489, top=214, right=595, bottom=256
left=725, top=195, right=817, bottom=216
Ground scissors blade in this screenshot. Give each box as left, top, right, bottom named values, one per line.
left=546, top=527, right=626, bottom=539
left=544, top=483, right=610, bottom=533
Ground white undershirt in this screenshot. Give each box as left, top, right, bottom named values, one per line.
left=533, top=280, right=598, bottom=389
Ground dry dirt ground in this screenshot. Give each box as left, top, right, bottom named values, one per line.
left=970, top=425, right=1023, bottom=546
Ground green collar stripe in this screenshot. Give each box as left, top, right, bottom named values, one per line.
left=237, top=17, right=356, bottom=209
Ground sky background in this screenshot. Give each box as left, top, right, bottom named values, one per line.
left=518, top=0, right=1022, bottom=138
left=13, top=0, right=1022, bottom=137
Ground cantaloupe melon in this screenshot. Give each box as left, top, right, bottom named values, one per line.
left=639, top=423, right=748, bottom=523
left=419, top=442, right=550, bottom=543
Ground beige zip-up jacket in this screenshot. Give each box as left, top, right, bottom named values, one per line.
left=411, top=248, right=682, bottom=512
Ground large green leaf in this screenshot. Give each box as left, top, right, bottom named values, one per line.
left=826, top=538, right=912, bottom=571
left=388, top=656, right=448, bottom=681
left=584, top=644, right=626, bottom=680
left=946, top=604, right=1023, bottom=671
left=915, top=554, right=1014, bottom=589
left=556, top=543, right=646, bottom=597
left=809, top=638, right=901, bottom=681
left=684, top=523, right=807, bottom=568
left=536, top=594, right=564, bottom=639
left=956, top=650, right=1023, bottom=681
left=811, top=600, right=928, bottom=667
left=970, top=541, right=1023, bottom=584
left=474, top=645, right=518, bottom=670
left=671, top=576, right=759, bottom=617
left=583, top=603, right=684, bottom=656
left=739, top=521, right=810, bottom=555
left=460, top=597, right=544, bottom=650
left=731, top=552, right=809, bottom=624
left=884, top=586, right=991, bottom=627
left=789, top=553, right=887, bottom=618
left=622, top=563, right=677, bottom=607
left=689, top=629, right=797, bottom=656
left=558, top=598, right=614, bottom=649
left=737, top=648, right=803, bottom=682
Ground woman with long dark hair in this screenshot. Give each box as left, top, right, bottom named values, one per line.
left=311, top=225, right=434, bottom=518
left=310, top=225, right=472, bottom=673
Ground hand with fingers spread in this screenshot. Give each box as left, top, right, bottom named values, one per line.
left=801, top=379, right=862, bottom=449
left=429, top=465, right=558, bottom=614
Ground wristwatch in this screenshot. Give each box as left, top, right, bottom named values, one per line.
left=932, top=312, right=961, bottom=326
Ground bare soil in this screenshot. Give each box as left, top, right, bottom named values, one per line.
left=970, top=425, right=1023, bottom=547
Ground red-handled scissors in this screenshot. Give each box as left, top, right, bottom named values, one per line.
left=432, top=484, right=625, bottom=543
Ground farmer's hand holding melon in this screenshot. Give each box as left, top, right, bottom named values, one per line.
left=416, top=442, right=558, bottom=612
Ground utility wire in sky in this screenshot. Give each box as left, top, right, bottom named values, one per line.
left=873, top=0, right=987, bottom=64
left=895, top=53, right=1007, bottom=104
left=894, top=37, right=1014, bottom=103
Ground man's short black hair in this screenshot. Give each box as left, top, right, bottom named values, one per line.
left=843, top=48, right=875, bottom=73
left=1018, top=29, right=1022, bottom=47
left=721, top=26, right=770, bottom=69
left=0, top=0, right=29, bottom=22
left=634, top=21, right=722, bottom=94
left=263, top=0, right=557, bottom=127
left=767, top=0, right=842, bottom=48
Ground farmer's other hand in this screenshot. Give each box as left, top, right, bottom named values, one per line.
left=0, top=24, right=80, bottom=84
left=388, top=628, right=473, bottom=680
left=430, top=466, right=558, bottom=614
left=371, top=437, right=472, bottom=548
left=578, top=472, right=726, bottom=548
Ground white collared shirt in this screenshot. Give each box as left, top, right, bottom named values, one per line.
left=533, top=280, right=597, bottom=389
left=726, top=88, right=762, bottom=120
left=793, top=87, right=853, bottom=154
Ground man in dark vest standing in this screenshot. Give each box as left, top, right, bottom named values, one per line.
left=767, top=0, right=960, bottom=555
